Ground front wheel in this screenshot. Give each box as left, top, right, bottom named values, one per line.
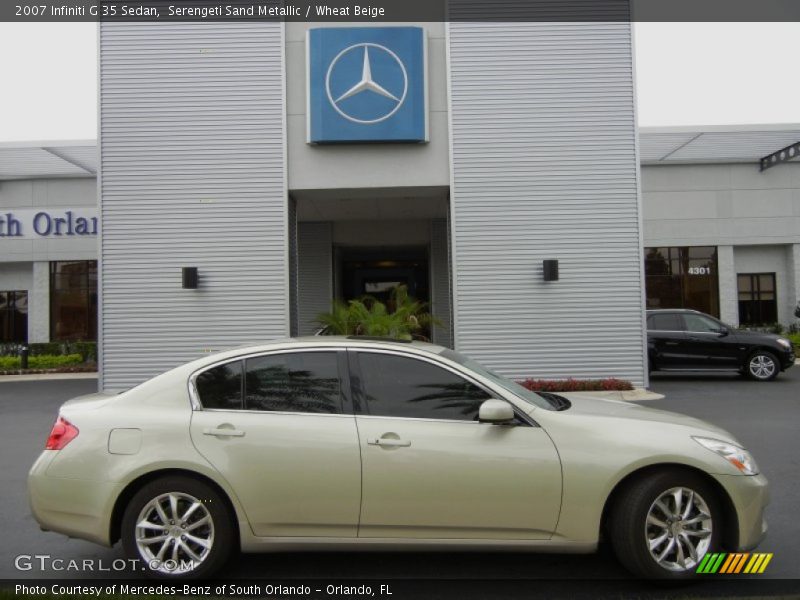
left=609, top=470, right=721, bottom=580
left=121, top=476, right=234, bottom=579
left=745, top=351, right=779, bottom=381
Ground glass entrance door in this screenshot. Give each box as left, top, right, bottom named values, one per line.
left=339, top=248, right=430, bottom=306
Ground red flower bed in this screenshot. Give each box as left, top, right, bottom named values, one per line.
left=520, top=378, right=634, bottom=392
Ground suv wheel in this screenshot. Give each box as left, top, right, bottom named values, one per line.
left=746, top=351, right=779, bottom=381
left=121, top=476, right=233, bottom=579
left=609, top=470, right=720, bottom=580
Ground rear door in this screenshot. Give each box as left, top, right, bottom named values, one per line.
left=189, top=349, right=362, bottom=537
left=647, top=312, right=689, bottom=368
left=350, top=349, right=562, bottom=540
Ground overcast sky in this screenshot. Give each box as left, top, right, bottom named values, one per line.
left=0, top=22, right=798, bottom=142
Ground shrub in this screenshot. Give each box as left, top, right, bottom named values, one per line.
left=520, top=378, right=634, bottom=392
left=0, top=342, right=96, bottom=362
left=787, top=332, right=800, bottom=347
left=0, top=354, right=84, bottom=370
left=769, top=323, right=785, bottom=335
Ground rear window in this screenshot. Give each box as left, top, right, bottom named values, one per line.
left=195, top=361, right=243, bottom=410
left=244, top=352, right=341, bottom=414
left=194, top=351, right=342, bottom=414
left=647, top=313, right=683, bottom=331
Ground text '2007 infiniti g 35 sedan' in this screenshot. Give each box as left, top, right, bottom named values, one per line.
left=29, top=337, right=769, bottom=580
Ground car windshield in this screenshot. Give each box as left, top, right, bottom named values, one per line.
left=440, top=349, right=555, bottom=411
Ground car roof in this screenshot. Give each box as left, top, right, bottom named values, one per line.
left=195, top=336, right=448, bottom=366
left=291, top=335, right=446, bottom=353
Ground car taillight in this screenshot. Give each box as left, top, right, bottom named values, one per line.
left=45, top=417, right=79, bottom=450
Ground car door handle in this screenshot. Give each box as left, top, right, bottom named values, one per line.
left=368, top=438, right=411, bottom=447
left=203, top=427, right=245, bottom=438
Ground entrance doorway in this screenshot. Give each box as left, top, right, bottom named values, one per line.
left=338, top=247, right=429, bottom=305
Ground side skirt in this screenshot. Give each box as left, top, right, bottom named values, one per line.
left=239, top=535, right=597, bottom=554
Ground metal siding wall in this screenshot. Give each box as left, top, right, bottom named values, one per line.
left=448, top=21, right=646, bottom=384
left=430, top=218, right=453, bottom=347
left=297, top=222, right=333, bottom=336
left=99, top=22, right=287, bottom=391
left=288, top=197, right=298, bottom=337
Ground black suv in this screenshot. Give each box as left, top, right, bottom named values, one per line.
left=647, top=309, right=796, bottom=381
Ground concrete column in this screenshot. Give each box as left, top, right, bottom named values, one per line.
left=717, top=245, right=738, bottom=326
left=29, top=261, right=50, bottom=343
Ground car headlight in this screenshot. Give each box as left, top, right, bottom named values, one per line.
left=693, top=437, right=759, bottom=475
left=776, top=338, right=792, bottom=350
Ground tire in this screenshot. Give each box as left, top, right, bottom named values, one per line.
left=745, top=350, right=779, bottom=381
left=609, top=470, right=721, bottom=580
left=121, top=476, right=234, bottom=579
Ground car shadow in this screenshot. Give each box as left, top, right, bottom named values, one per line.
left=648, top=372, right=790, bottom=383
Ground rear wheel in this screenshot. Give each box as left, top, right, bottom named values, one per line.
left=745, top=351, right=779, bottom=381
left=121, top=476, right=234, bottom=579
left=609, top=470, right=721, bottom=580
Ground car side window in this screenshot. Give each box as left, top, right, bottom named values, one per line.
left=648, top=313, right=683, bottom=331
left=195, top=361, right=243, bottom=410
left=244, top=352, right=341, bottom=414
left=683, top=314, right=722, bottom=333
left=355, top=352, right=491, bottom=421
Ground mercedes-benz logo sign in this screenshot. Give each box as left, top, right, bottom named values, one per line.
left=325, top=43, right=408, bottom=125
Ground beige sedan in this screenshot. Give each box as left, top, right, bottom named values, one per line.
left=29, top=337, right=768, bottom=580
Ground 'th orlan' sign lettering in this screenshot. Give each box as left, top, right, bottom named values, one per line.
left=0, top=209, right=98, bottom=239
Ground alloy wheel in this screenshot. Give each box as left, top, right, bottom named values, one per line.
left=645, top=486, right=713, bottom=572
left=749, top=355, right=776, bottom=380
left=134, top=492, right=214, bottom=574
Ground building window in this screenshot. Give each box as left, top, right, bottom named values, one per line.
left=0, top=291, right=28, bottom=343
left=737, top=273, right=778, bottom=325
left=50, top=261, right=97, bottom=341
left=644, top=246, right=720, bottom=317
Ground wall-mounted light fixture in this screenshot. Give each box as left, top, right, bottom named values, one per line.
left=182, top=267, right=199, bottom=289
left=543, top=259, right=559, bottom=282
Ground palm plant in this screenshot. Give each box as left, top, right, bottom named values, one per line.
left=316, top=300, right=358, bottom=336
left=316, top=284, right=439, bottom=341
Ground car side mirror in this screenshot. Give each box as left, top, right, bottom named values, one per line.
left=716, top=327, right=729, bottom=336
left=478, top=399, right=515, bottom=424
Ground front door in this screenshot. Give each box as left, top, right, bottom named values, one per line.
left=350, top=350, right=562, bottom=540
left=680, top=312, right=738, bottom=368
left=189, top=350, right=362, bottom=537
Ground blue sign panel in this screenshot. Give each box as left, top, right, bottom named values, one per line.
left=307, top=27, right=427, bottom=144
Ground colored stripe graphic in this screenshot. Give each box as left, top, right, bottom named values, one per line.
left=698, top=553, right=726, bottom=574
left=733, top=553, right=750, bottom=573
left=696, top=552, right=772, bottom=574
left=710, top=553, right=726, bottom=573
left=696, top=554, right=712, bottom=573
left=758, top=554, right=773, bottom=573
left=719, top=553, right=737, bottom=574
left=748, top=554, right=764, bottom=573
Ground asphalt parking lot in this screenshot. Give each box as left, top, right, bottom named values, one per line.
left=0, top=370, right=798, bottom=597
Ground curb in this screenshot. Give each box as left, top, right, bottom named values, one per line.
left=0, top=372, right=98, bottom=383
left=566, top=388, right=665, bottom=402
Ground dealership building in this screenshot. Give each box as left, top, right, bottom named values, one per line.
left=1, top=22, right=799, bottom=391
